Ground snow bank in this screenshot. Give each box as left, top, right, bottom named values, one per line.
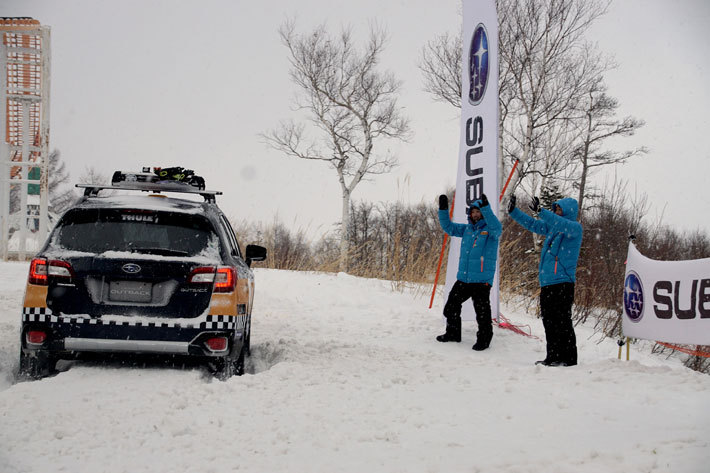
left=0, top=263, right=708, bottom=472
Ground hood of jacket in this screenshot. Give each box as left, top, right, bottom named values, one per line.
left=467, top=199, right=484, bottom=225
left=553, top=197, right=579, bottom=221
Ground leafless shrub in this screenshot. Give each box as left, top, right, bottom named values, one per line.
left=231, top=186, right=709, bottom=374
left=231, top=217, right=315, bottom=271
left=499, top=218, right=539, bottom=312
left=230, top=199, right=446, bottom=287
left=684, top=349, right=710, bottom=372
left=341, top=200, right=445, bottom=287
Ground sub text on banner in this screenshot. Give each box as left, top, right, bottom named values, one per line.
left=623, top=242, right=710, bottom=345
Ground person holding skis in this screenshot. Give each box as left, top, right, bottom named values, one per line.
left=436, top=193, right=502, bottom=351
left=507, top=195, right=583, bottom=366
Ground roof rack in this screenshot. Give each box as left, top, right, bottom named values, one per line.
left=76, top=183, right=223, bottom=203
left=76, top=168, right=222, bottom=202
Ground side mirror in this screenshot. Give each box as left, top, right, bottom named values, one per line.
left=245, top=244, right=267, bottom=267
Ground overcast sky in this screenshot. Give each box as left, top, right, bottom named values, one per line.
left=4, top=0, right=710, bottom=239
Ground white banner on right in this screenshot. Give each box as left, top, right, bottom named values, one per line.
left=623, top=241, right=710, bottom=345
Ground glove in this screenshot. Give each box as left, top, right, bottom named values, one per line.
left=529, top=196, right=540, bottom=213
left=439, top=194, right=448, bottom=210
left=479, top=193, right=489, bottom=208
left=507, top=195, right=516, bottom=214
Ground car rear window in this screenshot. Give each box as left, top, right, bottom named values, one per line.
left=51, top=208, right=217, bottom=257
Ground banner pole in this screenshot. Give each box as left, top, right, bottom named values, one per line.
left=429, top=192, right=455, bottom=309
left=626, top=337, right=631, bottom=361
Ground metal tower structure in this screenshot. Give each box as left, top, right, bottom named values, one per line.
left=0, top=18, right=51, bottom=260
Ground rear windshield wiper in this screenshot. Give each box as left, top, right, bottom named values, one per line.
left=130, top=248, right=191, bottom=257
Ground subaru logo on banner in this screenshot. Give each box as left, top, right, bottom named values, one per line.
left=122, top=263, right=142, bottom=274
left=623, top=271, right=644, bottom=322
left=468, top=23, right=489, bottom=105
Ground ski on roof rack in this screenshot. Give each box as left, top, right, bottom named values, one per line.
left=76, top=167, right=221, bottom=202
left=112, top=167, right=206, bottom=190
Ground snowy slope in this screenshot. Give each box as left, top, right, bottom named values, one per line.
left=0, top=262, right=708, bottom=473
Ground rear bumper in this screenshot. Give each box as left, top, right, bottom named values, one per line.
left=64, top=338, right=190, bottom=354
left=21, top=308, right=247, bottom=358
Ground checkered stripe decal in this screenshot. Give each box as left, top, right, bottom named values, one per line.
left=22, top=308, right=244, bottom=330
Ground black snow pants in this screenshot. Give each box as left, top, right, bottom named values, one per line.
left=540, top=282, right=578, bottom=365
left=443, top=280, right=493, bottom=346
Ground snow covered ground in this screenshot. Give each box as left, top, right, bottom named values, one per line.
left=0, top=261, right=708, bottom=473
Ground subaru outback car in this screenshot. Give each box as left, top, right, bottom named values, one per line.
left=19, top=168, right=266, bottom=380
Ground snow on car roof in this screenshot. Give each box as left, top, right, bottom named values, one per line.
left=74, top=193, right=212, bottom=214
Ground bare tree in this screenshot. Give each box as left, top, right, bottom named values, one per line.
left=572, top=82, right=647, bottom=217
left=78, top=166, right=110, bottom=185
left=419, top=28, right=517, bottom=193
left=9, top=149, right=76, bottom=216
left=419, top=32, right=462, bottom=109
left=419, top=0, right=613, bottom=202
left=263, top=21, right=410, bottom=270
left=498, top=0, right=611, bottom=198
left=47, top=150, right=77, bottom=214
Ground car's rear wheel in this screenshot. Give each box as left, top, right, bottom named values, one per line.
left=213, top=341, right=246, bottom=380
left=18, top=350, right=56, bottom=380
left=234, top=342, right=246, bottom=376
left=245, top=315, right=252, bottom=356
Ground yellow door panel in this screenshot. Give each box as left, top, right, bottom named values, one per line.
left=23, top=285, right=48, bottom=308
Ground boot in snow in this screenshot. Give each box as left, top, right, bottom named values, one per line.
left=471, top=340, right=490, bottom=351
left=472, top=331, right=492, bottom=351
left=535, top=359, right=576, bottom=367
left=436, top=316, right=461, bottom=343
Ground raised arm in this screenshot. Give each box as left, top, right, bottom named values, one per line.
left=478, top=194, right=501, bottom=239
left=437, top=194, right=467, bottom=238
left=438, top=210, right=467, bottom=237
left=509, top=207, right=549, bottom=236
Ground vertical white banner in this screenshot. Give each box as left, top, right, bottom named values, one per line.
left=444, top=0, right=499, bottom=322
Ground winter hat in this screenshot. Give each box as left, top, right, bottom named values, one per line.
left=467, top=200, right=483, bottom=224
left=467, top=199, right=483, bottom=214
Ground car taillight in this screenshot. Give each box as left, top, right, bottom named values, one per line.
left=26, top=330, right=47, bottom=345
left=205, top=336, right=228, bottom=352
left=29, top=259, right=74, bottom=285
left=214, top=267, right=236, bottom=293
left=29, top=258, right=48, bottom=285
left=188, top=266, right=235, bottom=292
left=48, top=260, right=74, bottom=278
left=188, top=266, right=216, bottom=284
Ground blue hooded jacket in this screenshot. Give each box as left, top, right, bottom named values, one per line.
left=438, top=200, right=502, bottom=284
left=510, top=197, right=583, bottom=287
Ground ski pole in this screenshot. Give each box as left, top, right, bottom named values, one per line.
left=499, top=159, right=519, bottom=202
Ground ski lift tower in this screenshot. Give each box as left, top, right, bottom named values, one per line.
left=0, top=18, right=51, bottom=260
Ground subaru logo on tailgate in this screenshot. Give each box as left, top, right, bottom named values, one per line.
left=122, top=263, right=142, bottom=274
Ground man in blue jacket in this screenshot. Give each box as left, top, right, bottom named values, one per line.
left=437, top=193, right=502, bottom=351
left=508, top=195, right=583, bottom=366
